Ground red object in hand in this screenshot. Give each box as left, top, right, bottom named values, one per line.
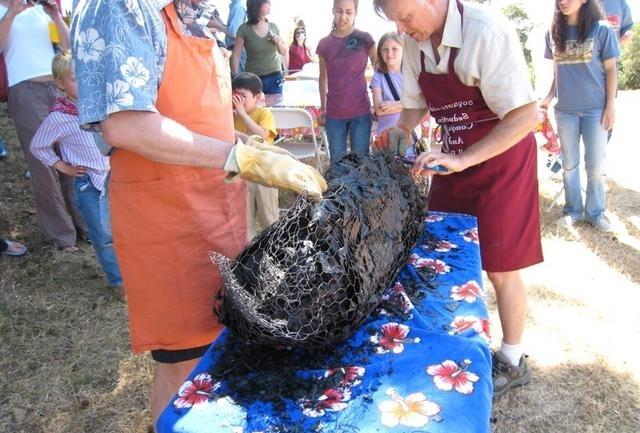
left=536, top=109, right=561, bottom=155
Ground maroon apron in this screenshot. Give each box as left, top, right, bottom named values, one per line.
left=420, top=0, right=542, bottom=272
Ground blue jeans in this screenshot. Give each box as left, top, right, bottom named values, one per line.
left=74, top=175, right=122, bottom=287
left=259, top=71, right=283, bottom=95
left=555, top=109, right=608, bottom=223
left=325, top=113, right=372, bottom=162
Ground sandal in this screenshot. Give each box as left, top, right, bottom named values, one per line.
left=1, top=240, right=28, bottom=257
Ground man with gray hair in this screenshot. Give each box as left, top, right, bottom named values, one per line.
left=374, top=0, right=542, bottom=397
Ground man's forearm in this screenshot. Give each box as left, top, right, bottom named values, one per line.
left=101, top=111, right=234, bottom=168
left=397, top=108, right=428, bottom=131
left=459, top=102, right=538, bottom=169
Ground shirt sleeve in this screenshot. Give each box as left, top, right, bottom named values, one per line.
left=71, top=0, right=162, bottom=128
left=271, top=22, right=280, bottom=36
left=370, top=71, right=382, bottom=89
left=316, top=37, right=326, bottom=58
left=477, top=24, right=536, bottom=119
left=544, top=31, right=553, bottom=60
left=364, top=31, right=375, bottom=51
left=620, top=2, right=634, bottom=36
left=259, top=109, right=277, bottom=143
left=236, top=22, right=247, bottom=40
left=30, top=115, right=62, bottom=167
left=400, top=38, right=428, bottom=110
left=599, top=23, right=621, bottom=61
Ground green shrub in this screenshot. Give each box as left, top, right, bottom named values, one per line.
left=619, top=23, right=640, bottom=90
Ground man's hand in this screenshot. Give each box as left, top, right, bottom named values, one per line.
left=225, top=136, right=327, bottom=200
left=53, top=161, right=89, bottom=177
left=412, top=152, right=461, bottom=176
left=6, top=0, right=30, bottom=18
left=41, top=0, right=61, bottom=20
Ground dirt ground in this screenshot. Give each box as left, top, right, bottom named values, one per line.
left=1, top=92, right=639, bottom=433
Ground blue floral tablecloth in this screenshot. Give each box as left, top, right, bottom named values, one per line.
left=157, top=212, right=492, bottom=433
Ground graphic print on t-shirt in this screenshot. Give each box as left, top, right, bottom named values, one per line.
left=606, top=15, right=620, bottom=34
left=553, top=38, right=594, bottom=64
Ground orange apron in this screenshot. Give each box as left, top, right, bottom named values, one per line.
left=109, top=3, right=247, bottom=353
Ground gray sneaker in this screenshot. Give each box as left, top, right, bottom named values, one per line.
left=492, top=351, right=531, bottom=398
left=589, top=217, right=613, bottom=234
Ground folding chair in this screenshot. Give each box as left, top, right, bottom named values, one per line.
left=270, top=107, right=328, bottom=172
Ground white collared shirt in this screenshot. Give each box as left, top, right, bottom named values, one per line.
left=401, top=0, right=535, bottom=119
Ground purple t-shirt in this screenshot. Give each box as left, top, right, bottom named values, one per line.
left=317, top=29, right=374, bottom=119
left=370, top=70, right=403, bottom=134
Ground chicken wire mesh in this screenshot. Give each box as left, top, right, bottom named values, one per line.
left=210, top=153, right=429, bottom=349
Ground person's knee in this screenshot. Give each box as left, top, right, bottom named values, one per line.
left=487, top=270, right=523, bottom=293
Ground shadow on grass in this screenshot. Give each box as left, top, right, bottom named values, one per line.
left=492, top=361, right=640, bottom=433
left=539, top=182, right=640, bottom=285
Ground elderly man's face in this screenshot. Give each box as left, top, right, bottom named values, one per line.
left=381, top=0, right=439, bottom=43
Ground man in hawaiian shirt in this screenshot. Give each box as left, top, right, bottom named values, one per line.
left=71, top=0, right=325, bottom=423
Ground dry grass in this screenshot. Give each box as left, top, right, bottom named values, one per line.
left=1, top=92, right=640, bottom=433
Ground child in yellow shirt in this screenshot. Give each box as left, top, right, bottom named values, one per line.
left=232, top=72, right=279, bottom=238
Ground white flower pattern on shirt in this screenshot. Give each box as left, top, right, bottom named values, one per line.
left=72, top=0, right=221, bottom=127
left=76, top=28, right=105, bottom=62
left=106, top=80, right=134, bottom=112
left=121, top=57, right=151, bottom=88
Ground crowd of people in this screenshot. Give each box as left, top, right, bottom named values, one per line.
left=0, top=0, right=634, bottom=429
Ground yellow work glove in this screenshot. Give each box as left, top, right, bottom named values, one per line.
left=224, top=136, right=328, bottom=200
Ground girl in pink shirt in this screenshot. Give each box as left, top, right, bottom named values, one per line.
left=317, top=0, right=376, bottom=163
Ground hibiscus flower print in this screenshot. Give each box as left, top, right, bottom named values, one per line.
left=449, top=316, right=490, bottom=342
left=120, top=57, right=150, bottom=88
left=409, top=255, right=451, bottom=274
left=379, top=388, right=441, bottom=428
left=435, top=240, right=457, bottom=252
left=424, top=214, right=444, bottom=223
left=324, top=366, right=366, bottom=387
left=450, top=281, right=483, bottom=303
left=301, top=388, right=351, bottom=417
left=370, top=323, right=420, bottom=354
left=460, top=228, right=480, bottom=244
left=426, top=359, right=479, bottom=394
left=105, top=80, right=134, bottom=113
left=173, top=373, right=221, bottom=409
left=76, top=28, right=105, bottom=63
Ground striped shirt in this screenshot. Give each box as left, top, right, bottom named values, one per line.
left=30, top=110, right=110, bottom=191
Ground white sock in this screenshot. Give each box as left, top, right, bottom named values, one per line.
left=499, top=341, right=524, bottom=366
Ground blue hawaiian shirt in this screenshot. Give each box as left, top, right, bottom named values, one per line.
left=71, top=0, right=223, bottom=129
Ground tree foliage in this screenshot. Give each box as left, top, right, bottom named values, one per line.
left=468, top=0, right=535, bottom=84
left=619, top=23, right=640, bottom=90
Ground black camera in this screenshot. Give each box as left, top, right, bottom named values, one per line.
left=27, top=0, right=49, bottom=5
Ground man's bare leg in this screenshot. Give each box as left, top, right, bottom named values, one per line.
left=487, top=270, right=527, bottom=346
left=150, top=358, right=200, bottom=425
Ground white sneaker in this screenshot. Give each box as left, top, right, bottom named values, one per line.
left=590, top=218, right=613, bottom=233
left=557, top=215, right=580, bottom=229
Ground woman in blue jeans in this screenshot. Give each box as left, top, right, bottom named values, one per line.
left=317, top=0, right=376, bottom=162
left=541, top=0, right=620, bottom=232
